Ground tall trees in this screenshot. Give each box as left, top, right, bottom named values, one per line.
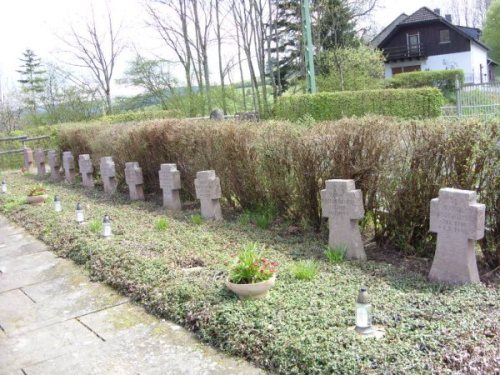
left=482, top=0, right=500, bottom=63
left=17, top=49, right=46, bottom=112
left=443, top=0, right=492, bottom=27
left=62, top=8, right=124, bottom=115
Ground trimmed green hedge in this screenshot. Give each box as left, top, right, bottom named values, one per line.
left=273, top=88, right=443, bottom=121
left=389, top=69, right=464, bottom=93
left=98, top=109, right=178, bottom=124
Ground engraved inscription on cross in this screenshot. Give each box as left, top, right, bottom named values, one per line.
left=23, top=148, right=34, bottom=171
left=63, top=151, right=76, bottom=183
left=195, top=170, right=222, bottom=220
left=34, top=148, right=46, bottom=178
left=47, top=150, right=62, bottom=181
left=321, top=179, right=366, bottom=260
left=159, top=163, right=182, bottom=211
left=100, top=157, right=117, bottom=194
left=78, top=154, right=94, bottom=188
left=124, top=162, right=145, bottom=201
left=429, top=188, right=485, bottom=284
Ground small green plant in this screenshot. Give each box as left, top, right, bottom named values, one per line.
left=228, top=242, right=278, bottom=284
left=191, top=214, right=203, bottom=225
left=291, top=260, right=319, bottom=281
left=1, top=196, right=26, bottom=213
left=255, top=212, right=273, bottom=229
left=239, top=211, right=252, bottom=225
left=155, top=217, right=169, bottom=231
left=89, top=219, right=103, bottom=234
left=324, top=245, right=347, bottom=264
left=240, top=205, right=276, bottom=230
left=27, top=184, right=46, bottom=197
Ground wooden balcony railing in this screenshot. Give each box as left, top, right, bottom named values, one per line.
left=383, top=43, right=426, bottom=61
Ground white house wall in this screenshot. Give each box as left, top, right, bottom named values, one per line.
left=385, top=51, right=474, bottom=82
left=470, top=42, right=489, bottom=83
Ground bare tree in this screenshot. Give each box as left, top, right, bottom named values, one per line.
left=61, top=7, right=124, bottom=115
left=443, top=0, right=491, bottom=27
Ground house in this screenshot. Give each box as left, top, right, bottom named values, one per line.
left=372, top=7, right=494, bottom=84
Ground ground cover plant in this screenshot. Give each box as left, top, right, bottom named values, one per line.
left=1, top=171, right=498, bottom=374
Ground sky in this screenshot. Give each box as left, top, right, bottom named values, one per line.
left=0, top=0, right=445, bottom=97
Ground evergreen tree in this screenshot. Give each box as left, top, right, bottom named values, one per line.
left=313, top=0, right=358, bottom=51
left=17, top=49, right=46, bottom=112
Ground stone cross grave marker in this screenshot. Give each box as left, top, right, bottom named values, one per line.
left=195, top=170, right=222, bottom=220
left=124, top=162, right=144, bottom=201
left=78, top=154, right=94, bottom=188
left=63, top=151, right=76, bottom=183
left=23, top=148, right=34, bottom=171
left=47, top=150, right=62, bottom=181
left=159, top=163, right=182, bottom=211
left=100, top=156, right=117, bottom=194
left=321, top=179, right=365, bottom=260
left=34, top=148, right=46, bottom=178
left=429, top=188, right=485, bottom=284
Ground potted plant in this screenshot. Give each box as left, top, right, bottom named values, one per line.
left=226, top=242, right=278, bottom=299
left=26, top=184, right=48, bottom=205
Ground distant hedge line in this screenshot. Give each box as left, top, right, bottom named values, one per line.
left=273, top=88, right=443, bottom=121
left=58, top=116, right=499, bottom=265
left=389, top=69, right=464, bottom=93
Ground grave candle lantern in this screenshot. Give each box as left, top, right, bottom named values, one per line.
left=75, top=202, right=84, bottom=224
left=355, top=288, right=373, bottom=335
left=1, top=180, right=6, bottom=194
left=54, top=195, right=62, bottom=212
left=102, top=214, right=112, bottom=238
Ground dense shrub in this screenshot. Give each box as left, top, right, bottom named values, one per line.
left=58, top=117, right=499, bottom=265
left=389, top=69, right=464, bottom=97
left=273, top=88, right=443, bottom=121
left=98, top=109, right=178, bottom=124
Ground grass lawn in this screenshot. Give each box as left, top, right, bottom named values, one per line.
left=1, top=171, right=498, bottom=374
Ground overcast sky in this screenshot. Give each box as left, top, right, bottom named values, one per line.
left=0, top=0, right=444, bottom=96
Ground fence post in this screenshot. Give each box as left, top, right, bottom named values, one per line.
left=455, top=78, right=462, bottom=118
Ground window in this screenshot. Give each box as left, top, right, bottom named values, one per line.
left=440, top=29, right=450, bottom=43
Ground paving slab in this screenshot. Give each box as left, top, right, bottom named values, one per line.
left=0, top=274, right=127, bottom=335
left=0, top=251, right=79, bottom=293
left=0, top=319, right=102, bottom=373
left=0, top=240, right=47, bottom=261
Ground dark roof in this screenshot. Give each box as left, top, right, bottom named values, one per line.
left=457, top=26, right=481, bottom=41
left=400, top=7, right=440, bottom=24
left=374, top=6, right=490, bottom=51
left=370, top=13, right=408, bottom=46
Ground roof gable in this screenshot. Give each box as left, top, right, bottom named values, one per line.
left=400, top=7, right=440, bottom=24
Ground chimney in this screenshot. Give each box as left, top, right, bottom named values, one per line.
left=434, top=8, right=441, bottom=15
left=445, top=14, right=452, bottom=22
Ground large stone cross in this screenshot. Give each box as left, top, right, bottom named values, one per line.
left=124, top=162, right=145, bottom=201
left=195, top=170, right=222, bottom=220
left=100, top=157, right=117, bottom=194
left=34, top=148, right=46, bottom=178
left=321, top=179, right=365, bottom=260
left=62, top=151, right=76, bottom=183
left=47, top=150, right=61, bottom=181
left=78, top=154, right=94, bottom=188
left=429, top=188, right=485, bottom=284
left=23, top=148, right=34, bottom=171
left=159, top=163, right=182, bottom=211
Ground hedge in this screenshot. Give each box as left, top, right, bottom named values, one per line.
left=389, top=69, right=464, bottom=93
left=57, top=116, right=499, bottom=266
left=273, top=88, right=443, bottom=121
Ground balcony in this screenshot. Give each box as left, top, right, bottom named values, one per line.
left=383, top=43, right=426, bottom=61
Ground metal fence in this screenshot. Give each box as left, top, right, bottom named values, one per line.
left=442, top=81, right=500, bottom=118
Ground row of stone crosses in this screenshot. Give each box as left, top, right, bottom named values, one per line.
left=24, top=147, right=486, bottom=285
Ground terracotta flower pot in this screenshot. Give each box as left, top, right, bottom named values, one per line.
left=226, top=274, right=276, bottom=299
left=26, top=194, right=48, bottom=205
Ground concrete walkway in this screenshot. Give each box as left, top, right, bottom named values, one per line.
left=0, top=216, right=263, bottom=375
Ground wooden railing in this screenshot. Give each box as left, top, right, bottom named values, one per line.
left=383, top=43, right=426, bottom=61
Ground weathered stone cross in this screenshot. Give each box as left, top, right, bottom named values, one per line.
left=23, top=148, right=33, bottom=171
left=125, top=162, right=145, bottom=201
left=34, top=148, right=46, bottom=178
left=63, top=151, right=76, bottom=183
left=78, top=154, right=94, bottom=188
left=100, top=157, right=117, bottom=194
left=195, top=170, right=222, bottom=220
left=429, top=188, right=485, bottom=284
left=159, top=163, right=182, bottom=211
left=47, top=150, right=61, bottom=181
left=321, top=179, right=365, bottom=260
